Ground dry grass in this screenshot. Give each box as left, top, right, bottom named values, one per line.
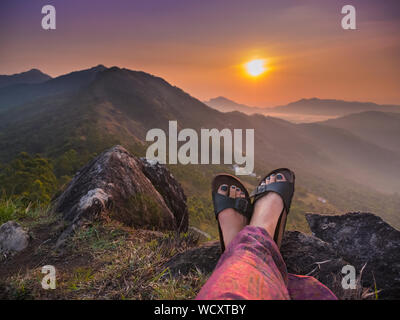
left=330, top=264, right=380, bottom=300
left=0, top=219, right=208, bottom=300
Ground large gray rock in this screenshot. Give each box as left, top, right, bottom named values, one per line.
left=164, top=241, right=221, bottom=277
left=139, top=158, right=188, bottom=232
left=280, top=231, right=348, bottom=289
left=53, top=145, right=188, bottom=246
left=0, top=221, right=29, bottom=255
left=306, top=212, right=400, bottom=299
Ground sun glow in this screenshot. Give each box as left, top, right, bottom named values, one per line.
left=245, top=59, right=268, bottom=77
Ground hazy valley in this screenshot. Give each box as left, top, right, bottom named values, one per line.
left=204, top=96, right=400, bottom=123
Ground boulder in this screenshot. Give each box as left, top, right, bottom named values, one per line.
left=164, top=241, right=221, bottom=277
left=0, top=221, right=29, bottom=255
left=306, top=212, right=400, bottom=299
left=188, top=226, right=212, bottom=242
left=139, top=158, right=188, bottom=232
left=53, top=145, right=188, bottom=246
left=280, top=231, right=348, bottom=289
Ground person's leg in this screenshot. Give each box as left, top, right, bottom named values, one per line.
left=196, top=173, right=290, bottom=300
left=197, top=172, right=337, bottom=300
left=287, top=274, right=338, bottom=300
left=251, top=173, right=337, bottom=300
left=250, top=173, right=285, bottom=239
left=217, top=183, right=249, bottom=248
left=196, top=225, right=290, bottom=299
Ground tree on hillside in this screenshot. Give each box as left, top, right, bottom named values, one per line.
left=0, top=152, right=57, bottom=204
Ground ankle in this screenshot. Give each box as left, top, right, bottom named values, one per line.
left=250, top=192, right=284, bottom=237
left=218, top=210, right=247, bottom=247
left=254, top=192, right=283, bottom=216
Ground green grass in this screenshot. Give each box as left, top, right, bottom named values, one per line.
left=67, top=267, right=96, bottom=291
left=0, top=197, right=47, bottom=225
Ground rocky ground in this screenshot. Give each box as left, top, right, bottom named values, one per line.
left=0, top=146, right=399, bottom=300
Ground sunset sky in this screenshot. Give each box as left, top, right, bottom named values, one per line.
left=1, top=0, right=399, bottom=106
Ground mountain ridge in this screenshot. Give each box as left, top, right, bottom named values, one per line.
left=0, top=65, right=107, bottom=111
left=205, top=96, right=400, bottom=118
left=273, top=98, right=400, bottom=116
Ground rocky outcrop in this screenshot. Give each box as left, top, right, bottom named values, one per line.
left=165, top=213, right=400, bottom=299
left=0, top=221, right=29, bottom=256
left=165, top=241, right=221, bottom=277
left=53, top=145, right=188, bottom=246
left=139, top=158, right=188, bottom=232
left=280, top=231, right=348, bottom=289
left=306, top=212, right=400, bottom=299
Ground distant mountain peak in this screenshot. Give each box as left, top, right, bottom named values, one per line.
left=27, top=68, right=45, bottom=74
left=0, top=68, right=50, bottom=77
left=90, top=64, right=107, bottom=72
left=208, top=96, right=234, bottom=103
left=204, top=96, right=261, bottom=114
left=0, top=68, right=52, bottom=88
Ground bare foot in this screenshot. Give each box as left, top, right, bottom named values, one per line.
left=217, top=184, right=249, bottom=248
left=250, top=172, right=287, bottom=239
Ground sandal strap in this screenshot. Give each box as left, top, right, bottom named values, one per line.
left=212, top=192, right=251, bottom=219
left=251, top=181, right=294, bottom=214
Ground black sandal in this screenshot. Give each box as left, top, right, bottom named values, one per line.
left=212, top=174, right=253, bottom=252
left=250, top=168, right=295, bottom=248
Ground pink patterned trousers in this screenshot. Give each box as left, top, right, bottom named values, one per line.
left=196, top=226, right=337, bottom=300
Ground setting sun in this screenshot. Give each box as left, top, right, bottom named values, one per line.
left=245, top=59, right=267, bottom=77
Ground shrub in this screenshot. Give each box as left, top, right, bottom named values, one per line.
left=0, top=152, right=57, bottom=205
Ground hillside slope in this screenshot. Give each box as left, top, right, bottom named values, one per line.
left=321, top=111, right=400, bottom=155
left=0, top=65, right=106, bottom=111
left=0, top=66, right=399, bottom=228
